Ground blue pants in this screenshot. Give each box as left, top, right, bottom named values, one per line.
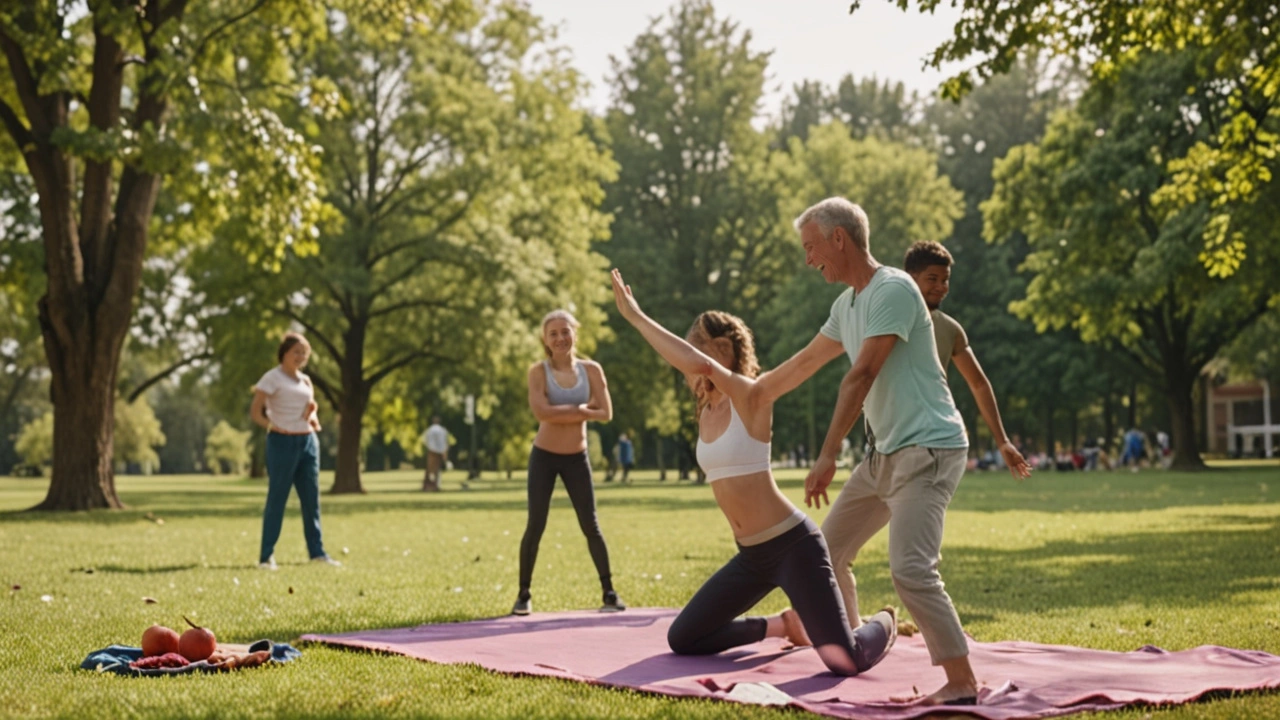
left=260, top=432, right=326, bottom=563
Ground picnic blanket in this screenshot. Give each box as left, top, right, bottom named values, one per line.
left=302, top=608, right=1280, bottom=719
left=81, top=640, right=301, bottom=676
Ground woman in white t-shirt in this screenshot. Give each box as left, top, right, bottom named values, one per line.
left=249, top=332, right=339, bottom=570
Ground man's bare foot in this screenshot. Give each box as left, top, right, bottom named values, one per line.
left=780, top=608, right=812, bottom=648
left=893, top=681, right=978, bottom=706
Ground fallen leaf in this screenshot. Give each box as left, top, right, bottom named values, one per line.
left=142, top=596, right=158, bottom=604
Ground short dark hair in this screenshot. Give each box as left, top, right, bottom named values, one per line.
left=903, top=241, right=953, bottom=275
left=277, top=331, right=309, bottom=363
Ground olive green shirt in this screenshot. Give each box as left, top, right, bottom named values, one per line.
left=932, top=309, right=968, bottom=370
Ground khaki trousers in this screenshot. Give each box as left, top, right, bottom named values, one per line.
left=820, top=445, right=969, bottom=665
left=424, top=452, right=445, bottom=489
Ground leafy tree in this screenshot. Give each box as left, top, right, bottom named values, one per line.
left=983, top=51, right=1280, bottom=469
left=920, top=54, right=1112, bottom=453
left=1222, top=306, right=1280, bottom=387
left=113, top=396, right=166, bottom=471
left=205, top=420, right=250, bottom=475
left=0, top=146, right=45, bottom=473
left=830, top=75, right=921, bottom=142
left=760, top=121, right=963, bottom=453
left=150, top=376, right=221, bottom=474
left=0, top=0, right=334, bottom=509
left=776, top=80, right=828, bottom=145
left=872, top=0, right=1280, bottom=276
left=14, top=396, right=162, bottom=472
left=15, top=411, right=53, bottom=469
left=776, top=75, right=923, bottom=147
left=600, top=0, right=795, bottom=468
left=200, top=3, right=614, bottom=493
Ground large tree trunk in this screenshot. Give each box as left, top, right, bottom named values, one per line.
left=1044, top=396, right=1056, bottom=462
left=1165, top=367, right=1206, bottom=471
left=331, top=398, right=367, bottom=493
left=1126, top=381, right=1138, bottom=428
left=1102, top=388, right=1115, bottom=453
left=6, top=11, right=168, bottom=510
left=34, top=308, right=122, bottom=509
left=330, top=323, right=368, bottom=493
left=655, top=433, right=666, bottom=481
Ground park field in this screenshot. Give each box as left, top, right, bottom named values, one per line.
left=2, top=466, right=1279, bottom=719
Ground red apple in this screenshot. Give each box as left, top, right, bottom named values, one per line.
left=141, top=624, right=180, bottom=657
left=178, top=616, right=217, bottom=662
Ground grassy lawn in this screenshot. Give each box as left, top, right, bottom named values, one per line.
left=2, top=465, right=1279, bottom=719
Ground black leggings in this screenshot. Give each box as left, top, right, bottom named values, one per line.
left=518, top=446, right=613, bottom=596
left=667, top=517, right=878, bottom=675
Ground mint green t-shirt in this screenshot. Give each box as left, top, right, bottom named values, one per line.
left=820, top=267, right=968, bottom=454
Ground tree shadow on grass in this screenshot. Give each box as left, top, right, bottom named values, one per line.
left=947, top=468, right=1277, bottom=514
left=0, top=489, right=723, bottom=525
left=95, top=563, right=200, bottom=574
left=941, top=514, right=1280, bottom=617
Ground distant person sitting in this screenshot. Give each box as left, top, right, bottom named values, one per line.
left=1082, top=436, right=1100, bottom=471
left=617, top=433, right=635, bottom=483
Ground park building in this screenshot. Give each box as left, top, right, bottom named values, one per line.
left=1205, top=378, right=1278, bottom=459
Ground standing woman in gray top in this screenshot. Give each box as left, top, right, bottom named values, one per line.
left=513, top=309, right=624, bottom=615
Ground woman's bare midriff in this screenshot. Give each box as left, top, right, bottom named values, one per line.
left=711, top=471, right=799, bottom=540
left=534, top=421, right=588, bottom=455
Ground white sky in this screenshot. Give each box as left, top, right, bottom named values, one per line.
left=528, top=0, right=967, bottom=116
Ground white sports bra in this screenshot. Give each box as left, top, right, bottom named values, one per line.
left=696, top=400, right=772, bottom=483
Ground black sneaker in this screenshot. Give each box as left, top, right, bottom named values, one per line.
left=852, top=606, right=897, bottom=673
left=600, top=590, right=626, bottom=613
left=512, top=595, right=531, bottom=616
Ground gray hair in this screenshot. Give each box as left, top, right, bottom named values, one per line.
left=793, top=197, right=870, bottom=251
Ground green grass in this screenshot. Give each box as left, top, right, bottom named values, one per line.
left=2, top=466, right=1279, bottom=719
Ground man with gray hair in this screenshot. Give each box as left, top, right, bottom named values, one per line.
left=752, top=197, right=978, bottom=706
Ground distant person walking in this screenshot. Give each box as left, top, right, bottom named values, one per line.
left=249, top=332, right=340, bottom=570
left=421, top=416, right=450, bottom=492
left=617, top=433, right=635, bottom=483
left=515, top=309, right=624, bottom=616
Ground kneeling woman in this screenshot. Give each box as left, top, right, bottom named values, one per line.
left=611, top=269, right=895, bottom=675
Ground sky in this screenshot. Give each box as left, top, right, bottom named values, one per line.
left=527, top=0, right=967, bottom=116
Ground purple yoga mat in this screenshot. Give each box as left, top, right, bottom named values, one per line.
left=301, top=608, right=1280, bottom=719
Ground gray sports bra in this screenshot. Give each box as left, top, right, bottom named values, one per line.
left=543, top=360, right=590, bottom=405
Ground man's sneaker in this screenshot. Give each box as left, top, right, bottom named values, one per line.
left=852, top=606, right=897, bottom=673
left=512, top=595, right=532, bottom=616
left=600, top=590, right=626, bottom=613
left=311, top=555, right=342, bottom=567
left=258, top=555, right=278, bottom=571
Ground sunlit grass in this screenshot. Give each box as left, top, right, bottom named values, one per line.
left=2, top=466, right=1278, bottom=719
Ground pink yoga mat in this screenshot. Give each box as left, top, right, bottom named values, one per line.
left=301, top=608, right=1280, bottom=719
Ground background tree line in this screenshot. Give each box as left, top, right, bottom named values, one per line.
left=1, top=0, right=1276, bottom=508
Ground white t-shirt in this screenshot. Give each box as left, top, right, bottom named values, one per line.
left=422, top=424, right=449, bottom=454
left=255, top=366, right=315, bottom=434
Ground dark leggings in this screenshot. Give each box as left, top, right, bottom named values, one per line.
left=518, top=446, right=613, bottom=596
left=667, top=517, right=879, bottom=675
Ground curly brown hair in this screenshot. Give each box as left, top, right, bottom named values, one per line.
left=685, top=311, right=759, bottom=414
